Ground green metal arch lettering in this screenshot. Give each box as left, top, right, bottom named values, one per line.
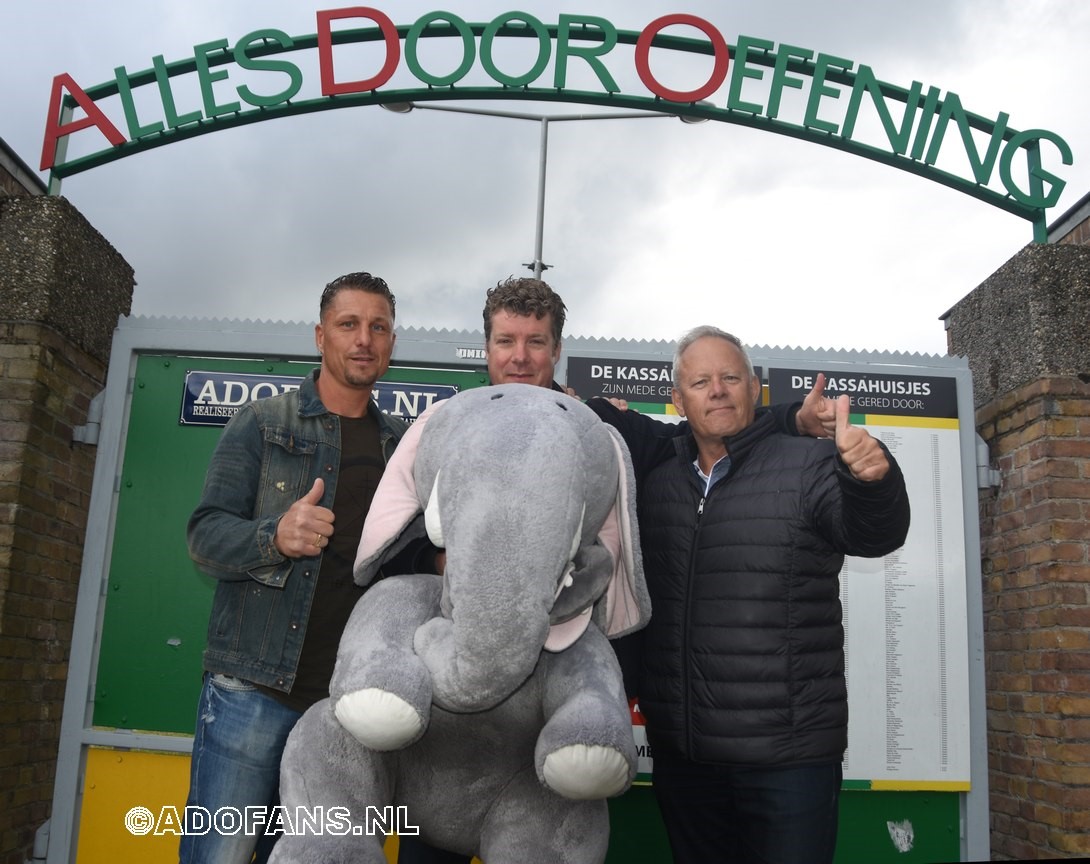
left=554, top=14, right=619, bottom=92
left=1001, top=129, right=1073, bottom=211
left=234, top=29, right=305, bottom=107
left=45, top=18, right=1072, bottom=241
left=406, top=13, right=476, bottom=87
left=480, top=13, right=552, bottom=88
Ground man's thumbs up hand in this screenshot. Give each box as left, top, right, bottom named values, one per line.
left=274, top=477, right=336, bottom=558
left=833, top=395, right=890, bottom=482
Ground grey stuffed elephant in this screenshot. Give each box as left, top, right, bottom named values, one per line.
left=270, top=384, right=650, bottom=864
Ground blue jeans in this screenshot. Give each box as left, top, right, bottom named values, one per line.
left=652, top=753, right=842, bottom=864
left=178, top=673, right=302, bottom=864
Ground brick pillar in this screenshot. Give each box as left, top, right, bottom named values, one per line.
left=944, top=241, right=1090, bottom=859
left=0, top=194, right=133, bottom=864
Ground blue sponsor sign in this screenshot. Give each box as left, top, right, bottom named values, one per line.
left=180, top=371, right=457, bottom=427
left=372, top=380, right=459, bottom=420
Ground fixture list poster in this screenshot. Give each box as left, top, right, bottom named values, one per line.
left=768, top=368, right=971, bottom=790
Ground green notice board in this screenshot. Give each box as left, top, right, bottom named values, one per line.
left=93, top=354, right=487, bottom=733
left=91, top=352, right=963, bottom=864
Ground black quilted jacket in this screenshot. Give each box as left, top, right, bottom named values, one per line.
left=589, top=401, right=910, bottom=767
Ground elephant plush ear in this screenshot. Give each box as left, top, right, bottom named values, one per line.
left=353, top=402, right=444, bottom=587
left=593, top=426, right=651, bottom=638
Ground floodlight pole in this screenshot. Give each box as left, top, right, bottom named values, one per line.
left=382, top=102, right=688, bottom=279
left=533, top=116, right=549, bottom=280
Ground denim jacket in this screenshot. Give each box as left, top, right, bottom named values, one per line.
left=187, top=369, right=408, bottom=692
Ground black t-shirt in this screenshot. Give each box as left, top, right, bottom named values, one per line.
left=268, top=412, right=385, bottom=712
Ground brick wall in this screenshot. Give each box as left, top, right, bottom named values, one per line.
left=1057, top=219, right=1090, bottom=247
left=0, top=194, right=132, bottom=864
left=976, top=377, right=1090, bottom=858
left=0, top=174, right=29, bottom=198
left=0, top=138, right=47, bottom=198
left=0, top=323, right=106, bottom=864
left=946, top=239, right=1090, bottom=859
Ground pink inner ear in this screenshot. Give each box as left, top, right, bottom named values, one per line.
left=543, top=608, right=592, bottom=652
left=596, top=431, right=644, bottom=637
left=354, top=404, right=439, bottom=582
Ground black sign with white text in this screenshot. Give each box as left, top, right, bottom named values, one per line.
left=767, top=368, right=958, bottom=419
left=567, top=357, right=674, bottom=405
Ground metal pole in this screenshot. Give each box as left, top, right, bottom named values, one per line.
left=1027, top=141, right=1048, bottom=244
left=47, top=102, right=74, bottom=196
left=382, top=103, right=677, bottom=276
left=533, top=117, right=549, bottom=280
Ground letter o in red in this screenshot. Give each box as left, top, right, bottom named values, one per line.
left=635, top=14, right=729, bottom=103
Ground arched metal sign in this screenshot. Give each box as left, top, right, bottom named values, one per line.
left=40, top=8, right=1073, bottom=241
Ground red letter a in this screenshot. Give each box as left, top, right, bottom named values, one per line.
left=40, top=73, right=127, bottom=171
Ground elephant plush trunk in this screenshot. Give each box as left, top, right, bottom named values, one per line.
left=404, top=388, right=608, bottom=713
left=414, top=540, right=566, bottom=713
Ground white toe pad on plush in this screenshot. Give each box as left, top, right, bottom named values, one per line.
left=333, top=689, right=423, bottom=751
left=542, top=745, right=630, bottom=800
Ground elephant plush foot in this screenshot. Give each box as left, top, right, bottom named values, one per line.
left=536, top=625, right=638, bottom=800
left=330, top=574, right=441, bottom=748
left=542, top=743, right=632, bottom=799
left=334, top=687, right=424, bottom=751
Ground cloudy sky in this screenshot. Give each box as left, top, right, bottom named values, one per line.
left=5, top=0, right=1088, bottom=356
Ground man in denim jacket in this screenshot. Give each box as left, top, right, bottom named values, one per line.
left=180, top=272, right=425, bottom=864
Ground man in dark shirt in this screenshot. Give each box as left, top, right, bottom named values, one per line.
left=182, top=272, right=431, bottom=864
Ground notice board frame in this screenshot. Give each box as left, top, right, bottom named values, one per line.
left=48, top=317, right=987, bottom=863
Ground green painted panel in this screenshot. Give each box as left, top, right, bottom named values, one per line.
left=606, top=786, right=671, bottom=862
left=836, top=790, right=960, bottom=862
left=93, top=354, right=485, bottom=733
left=606, top=787, right=960, bottom=863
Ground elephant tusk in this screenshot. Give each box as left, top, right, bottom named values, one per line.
left=553, top=565, right=575, bottom=604
left=551, top=504, right=585, bottom=605
left=424, top=470, right=444, bottom=547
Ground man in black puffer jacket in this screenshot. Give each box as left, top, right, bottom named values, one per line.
left=588, top=326, right=910, bottom=864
